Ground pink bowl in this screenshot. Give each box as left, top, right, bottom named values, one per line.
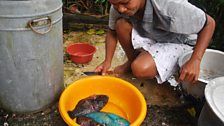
left=66, top=43, right=96, bottom=64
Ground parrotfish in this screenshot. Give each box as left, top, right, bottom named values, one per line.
left=68, top=94, right=109, bottom=118
left=85, top=112, right=130, bottom=126
left=76, top=116, right=105, bottom=126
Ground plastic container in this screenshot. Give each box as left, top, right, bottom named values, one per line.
left=59, top=76, right=147, bottom=126
left=66, top=43, right=96, bottom=64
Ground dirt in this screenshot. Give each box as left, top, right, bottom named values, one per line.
left=0, top=103, right=198, bottom=126
left=0, top=30, right=202, bottom=126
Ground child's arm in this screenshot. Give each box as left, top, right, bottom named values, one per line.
left=95, top=29, right=118, bottom=75
left=179, top=15, right=216, bottom=84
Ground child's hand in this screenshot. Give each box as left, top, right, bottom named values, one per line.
left=94, top=61, right=111, bottom=75
left=179, top=58, right=201, bottom=84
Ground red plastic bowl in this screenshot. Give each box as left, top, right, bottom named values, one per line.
left=66, top=43, right=96, bottom=64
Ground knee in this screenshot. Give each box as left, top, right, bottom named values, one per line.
left=131, top=60, right=156, bottom=79
left=115, top=18, right=132, bottom=35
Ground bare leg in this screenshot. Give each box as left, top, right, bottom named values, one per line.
left=113, top=18, right=138, bottom=75
left=131, top=51, right=158, bottom=79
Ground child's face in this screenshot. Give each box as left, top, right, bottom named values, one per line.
left=109, top=0, right=144, bottom=16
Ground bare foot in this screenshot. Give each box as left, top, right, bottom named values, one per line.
left=113, top=61, right=132, bottom=76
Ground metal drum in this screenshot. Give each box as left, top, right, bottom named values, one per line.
left=178, top=49, right=224, bottom=98
left=0, top=0, right=64, bottom=113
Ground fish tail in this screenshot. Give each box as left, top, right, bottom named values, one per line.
left=68, top=111, right=78, bottom=119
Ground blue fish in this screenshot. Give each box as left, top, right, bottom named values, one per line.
left=85, top=112, right=130, bottom=126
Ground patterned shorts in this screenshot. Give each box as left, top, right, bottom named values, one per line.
left=131, top=28, right=193, bottom=84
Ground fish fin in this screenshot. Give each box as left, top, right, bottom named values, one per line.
left=68, top=110, right=77, bottom=119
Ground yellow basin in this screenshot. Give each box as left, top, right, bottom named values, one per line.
left=59, top=76, right=147, bottom=126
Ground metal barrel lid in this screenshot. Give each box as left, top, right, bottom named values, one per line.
left=205, top=77, right=224, bottom=123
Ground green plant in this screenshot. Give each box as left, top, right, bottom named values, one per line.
left=95, top=0, right=108, bottom=4
left=62, top=0, right=110, bottom=15
left=95, top=0, right=110, bottom=15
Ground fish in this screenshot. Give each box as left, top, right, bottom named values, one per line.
left=68, top=94, right=109, bottom=118
left=76, top=116, right=105, bottom=126
left=85, top=112, right=130, bottom=126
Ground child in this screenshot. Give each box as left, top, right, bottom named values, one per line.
left=95, top=0, right=215, bottom=84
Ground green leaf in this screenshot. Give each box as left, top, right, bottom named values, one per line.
left=95, top=29, right=105, bottom=35
left=86, top=29, right=96, bottom=35
left=187, top=107, right=196, bottom=117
